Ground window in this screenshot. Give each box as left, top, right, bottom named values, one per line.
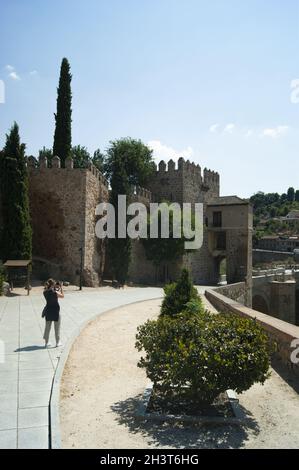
left=216, top=231, right=226, bottom=250
left=213, top=211, right=222, bottom=227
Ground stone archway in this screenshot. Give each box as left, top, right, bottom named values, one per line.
left=252, top=294, right=269, bottom=314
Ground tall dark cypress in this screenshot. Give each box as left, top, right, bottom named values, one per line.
left=53, top=58, right=72, bottom=167
left=0, top=123, right=32, bottom=260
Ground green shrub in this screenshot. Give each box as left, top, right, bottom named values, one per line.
left=160, top=268, right=200, bottom=317
left=0, top=263, right=7, bottom=296
left=136, top=311, right=271, bottom=404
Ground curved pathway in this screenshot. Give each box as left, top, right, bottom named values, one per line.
left=0, top=286, right=163, bottom=449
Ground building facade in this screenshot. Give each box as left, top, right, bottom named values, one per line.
left=1, top=155, right=253, bottom=288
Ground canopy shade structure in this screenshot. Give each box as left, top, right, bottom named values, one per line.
left=4, top=260, right=31, bottom=267
left=3, top=260, right=32, bottom=295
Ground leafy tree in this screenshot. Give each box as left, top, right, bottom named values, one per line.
left=71, top=145, right=90, bottom=168
left=105, top=138, right=155, bottom=187
left=106, top=138, right=155, bottom=283
left=287, top=187, right=295, bottom=202
left=108, top=152, right=132, bottom=284
left=0, top=123, right=32, bottom=261
left=295, top=190, right=299, bottom=202
left=53, top=58, right=72, bottom=167
left=142, top=203, right=186, bottom=278
left=269, top=207, right=277, bottom=218
left=92, top=148, right=106, bottom=173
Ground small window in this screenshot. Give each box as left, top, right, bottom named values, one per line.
left=216, top=232, right=226, bottom=250
left=213, top=211, right=222, bottom=227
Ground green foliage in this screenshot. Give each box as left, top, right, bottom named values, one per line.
left=160, top=269, right=200, bottom=317
left=71, top=145, right=90, bottom=168
left=287, top=187, right=295, bottom=202
left=135, top=311, right=271, bottom=404
left=92, top=149, right=106, bottom=173
left=108, top=151, right=132, bottom=284
left=0, top=123, right=32, bottom=261
left=106, top=138, right=155, bottom=283
left=105, top=138, right=155, bottom=187
left=250, top=189, right=299, bottom=237
left=142, top=203, right=187, bottom=269
left=53, top=58, right=72, bottom=166
left=0, top=263, right=6, bottom=296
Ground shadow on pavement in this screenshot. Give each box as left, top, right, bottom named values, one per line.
left=15, top=345, right=46, bottom=352
left=111, top=393, right=259, bottom=449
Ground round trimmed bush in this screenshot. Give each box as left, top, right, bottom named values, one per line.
left=136, top=311, right=271, bottom=404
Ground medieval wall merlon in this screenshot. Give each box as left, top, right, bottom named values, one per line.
left=203, top=168, right=220, bottom=198
left=155, top=157, right=202, bottom=180
left=28, top=156, right=109, bottom=188
left=131, top=185, right=152, bottom=204
left=203, top=168, right=220, bottom=185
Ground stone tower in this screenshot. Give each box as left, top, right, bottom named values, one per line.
left=27, top=155, right=109, bottom=285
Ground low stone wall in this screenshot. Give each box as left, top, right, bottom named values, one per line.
left=214, top=282, right=246, bottom=304
left=205, top=287, right=299, bottom=373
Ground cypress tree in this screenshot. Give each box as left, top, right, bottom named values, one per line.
left=53, top=58, right=72, bottom=167
left=0, top=123, right=32, bottom=260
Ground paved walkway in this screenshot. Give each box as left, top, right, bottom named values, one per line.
left=0, top=286, right=164, bottom=449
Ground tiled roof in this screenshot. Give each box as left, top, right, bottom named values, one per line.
left=207, top=195, right=249, bottom=206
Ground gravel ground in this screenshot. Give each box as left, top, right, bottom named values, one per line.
left=60, top=298, right=299, bottom=449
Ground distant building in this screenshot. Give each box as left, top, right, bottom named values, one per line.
left=257, top=235, right=299, bottom=252
left=286, top=210, right=299, bottom=220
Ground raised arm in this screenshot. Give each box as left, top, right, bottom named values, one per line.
left=56, top=287, right=64, bottom=299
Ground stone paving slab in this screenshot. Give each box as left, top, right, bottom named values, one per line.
left=0, top=429, right=17, bottom=449
left=18, top=407, right=48, bottom=429
left=0, top=286, right=164, bottom=448
left=18, top=425, right=49, bottom=449
left=0, top=409, right=17, bottom=431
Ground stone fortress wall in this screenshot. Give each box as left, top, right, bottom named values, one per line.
left=128, top=157, right=252, bottom=288
left=1, top=153, right=252, bottom=288
left=27, top=155, right=109, bottom=285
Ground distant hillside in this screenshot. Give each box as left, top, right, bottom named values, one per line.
left=250, top=188, right=299, bottom=238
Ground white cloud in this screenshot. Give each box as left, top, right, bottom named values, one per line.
left=262, top=126, right=289, bottom=138
left=245, top=129, right=253, bottom=137
left=29, top=70, right=38, bottom=76
left=148, top=140, right=194, bottom=162
left=8, top=71, right=21, bottom=81
left=5, top=64, right=14, bottom=72
left=223, top=123, right=235, bottom=134
left=209, top=123, right=219, bottom=133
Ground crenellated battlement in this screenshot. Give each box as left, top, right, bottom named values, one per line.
left=27, top=155, right=109, bottom=187
left=203, top=167, right=220, bottom=185
left=155, top=157, right=202, bottom=178
left=131, top=185, right=152, bottom=202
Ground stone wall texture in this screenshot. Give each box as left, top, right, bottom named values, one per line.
left=28, top=160, right=108, bottom=286
left=1, top=155, right=252, bottom=288
left=205, top=287, right=299, bottom=375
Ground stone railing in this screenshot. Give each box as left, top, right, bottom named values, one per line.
left=214, top=282, right=246, bottom=303
left=205, top=286, right=299, bottom=373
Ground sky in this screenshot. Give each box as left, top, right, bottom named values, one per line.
left=0, top=0, right=298, bottom=197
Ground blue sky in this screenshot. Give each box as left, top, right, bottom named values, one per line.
left=0, top=0, right=298, bottom=197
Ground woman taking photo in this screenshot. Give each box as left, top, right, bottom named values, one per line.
left=42, top=278, right=64, bottom=348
